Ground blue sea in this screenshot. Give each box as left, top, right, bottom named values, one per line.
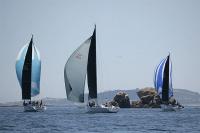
left=0, top=106, right=200, bottom=133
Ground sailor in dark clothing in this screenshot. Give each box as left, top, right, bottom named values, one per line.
left=36, top=101, right=39, bottom=106
left=88, top=101, right=95, bottom=107
left=40, top=100, right=42, bottom=107
left=23, top=100, right=27, bottom=106
left=32, top=101, right=35, bottom=106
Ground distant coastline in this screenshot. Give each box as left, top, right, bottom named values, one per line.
left=1, top=88, right=200, bottom=107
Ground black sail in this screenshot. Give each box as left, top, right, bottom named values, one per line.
left=162, top=55, right=170, bottom=102
left=22, top=38, right=33, bottom=100
left=87, top=26, right=97, bottom=99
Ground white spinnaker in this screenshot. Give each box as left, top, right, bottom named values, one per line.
left=64, top=37, right=91, bottom=103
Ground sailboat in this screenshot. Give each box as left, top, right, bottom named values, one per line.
left=64, top=26, right=119, bottom=113
left=154, top=54, right=183, bottom=111
left=16, top=35, right=46, bottom=112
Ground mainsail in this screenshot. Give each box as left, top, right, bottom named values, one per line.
left=16, top=36, right=41, bottom=100
left=64, top=26, right=97, bottom=103
left=87, top=26, right=97, bottom=100
left=22, top=38, right=32, bottom=99
left=154, top=55, right=173, bottom=101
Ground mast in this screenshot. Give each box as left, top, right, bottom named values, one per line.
left=21, top=36, right=33, bottom=100
left=162, top=55, right=170, bottom=103
left=87, top=25, right=97, bottom=100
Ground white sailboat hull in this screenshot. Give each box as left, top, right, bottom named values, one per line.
left=24, top=104, right=46, bottom=112
left=87, top=105, right=119, bottom=113
left=161, top=104, right=182, bottom=112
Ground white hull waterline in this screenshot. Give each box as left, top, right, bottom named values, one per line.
left=87, top=105, right=119, bottom=113
left=161, top=104, right=183, bottom=112
left=24, top=104, right=46, bottom=112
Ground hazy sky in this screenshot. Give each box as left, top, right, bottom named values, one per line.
left=0, top=0, right=200, bottom=102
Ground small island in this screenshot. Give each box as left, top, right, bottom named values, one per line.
left=105, top=87, right=183, bottom=108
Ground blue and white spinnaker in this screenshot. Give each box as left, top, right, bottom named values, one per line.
left=154, top=55, right=173, bottom=99
left=16, top=36, right=41, bottom=98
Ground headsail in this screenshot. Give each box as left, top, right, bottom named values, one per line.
left=154, top=55, right=173, bottom=100
left=64, top=38, right=91, bottom=103
left=87, top=26, right=97, bottom=100
left=16, top=36, right=41, bottom=99
left=64, top=26, right=98, bottom=103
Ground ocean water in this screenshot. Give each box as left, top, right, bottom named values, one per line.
left=0, top=106, right=200, bottom=133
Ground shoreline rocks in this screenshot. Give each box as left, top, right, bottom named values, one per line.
left=110, top=87, right=183, bottom=108
left=112, top=92, right=131, bottom=108
left=131, top=87, right=162, bottom=108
